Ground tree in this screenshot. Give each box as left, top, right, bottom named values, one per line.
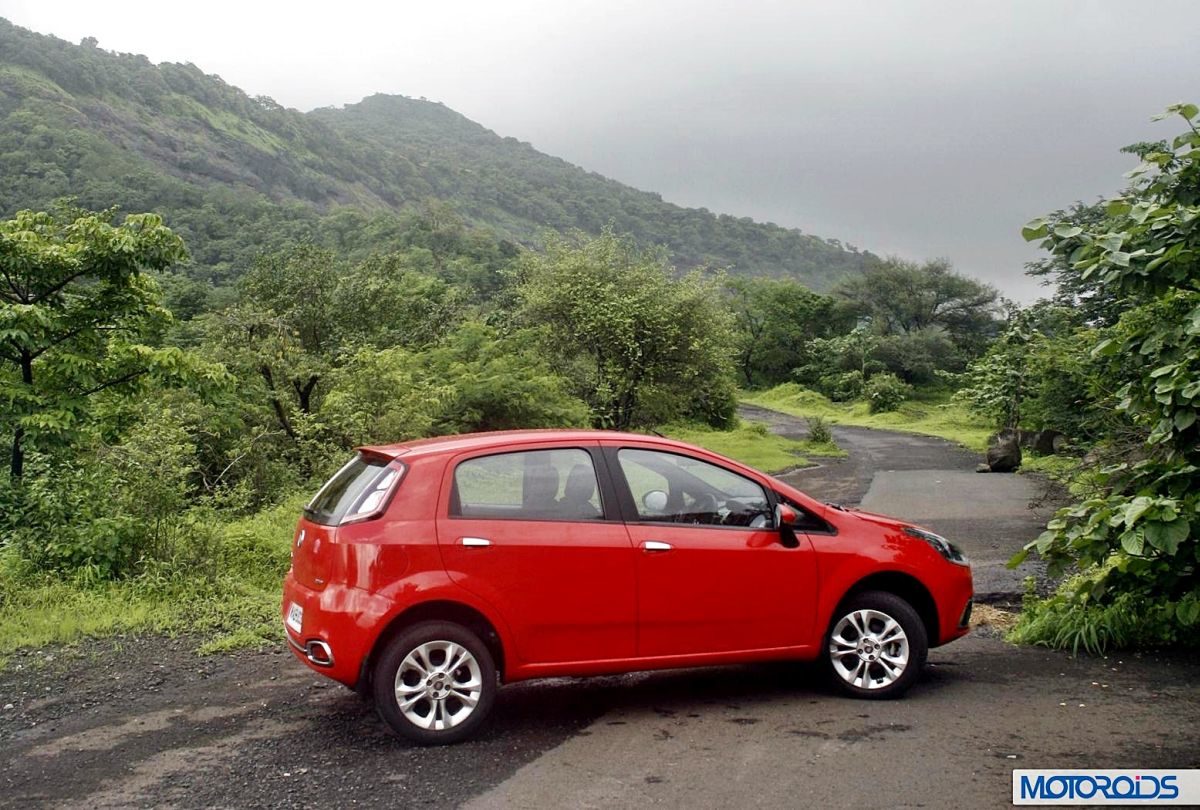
left=1013, top=103, right=1200, bottom=648
left=835, top=257, right=1001, bottom=369
left=726, top=277, right=848, bottom=386
left=0, top=208, right=192, bottom=478
left=515, top=230, right=737, bottom=429
left=206, top=244, right=341, bottom=439
left=1024, top=202, right=1125, bottom=326
left=320, top=323, right=589, bottom=446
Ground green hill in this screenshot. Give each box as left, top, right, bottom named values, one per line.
left=0, top=18, right=874, bottom=287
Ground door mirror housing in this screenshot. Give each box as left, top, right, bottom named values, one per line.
left=642, top=490, right=669, bottom=513
left=775, top=503, right=800, bottom=548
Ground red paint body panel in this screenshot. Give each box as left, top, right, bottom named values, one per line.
left=281, top=429, right=973, bottom=690
left=628, top=523, right=818, bottom=656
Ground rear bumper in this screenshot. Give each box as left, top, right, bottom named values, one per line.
left=281, top=571, right=391, bottom=688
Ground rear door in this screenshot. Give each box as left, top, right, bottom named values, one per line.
left=435, top=442, right=637, bottom=666
left=609, top=444, right=818, bottom=657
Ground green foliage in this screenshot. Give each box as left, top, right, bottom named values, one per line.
left=820, top=370, right=865, bottom=402
left=955, top=304, right=1114, bottom=438
left=320, top=323, right=589, bottom=446
left=1009, top=574, right=1195, bottom=655
left=0, top=494, right=302, bottom=653
left=516, top=230, right=738, bottom=429
left=726, top=277, right=850, bottom=386
left=0, top=207, right=228, bottom=480
left=663, top=419, right=841, bottom=473
left=864, top=373, right=911, bottom=413
left=833, top=256, right=1002, bottom=379
left=1012, top=104, right=1200, bottom=648
left=806, top=415, right=833, bottom=444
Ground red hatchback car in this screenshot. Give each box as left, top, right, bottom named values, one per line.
left=282, top=430, right=973, bottom=745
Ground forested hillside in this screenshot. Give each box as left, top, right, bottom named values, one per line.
left=0, top=18, right=873, bottom=287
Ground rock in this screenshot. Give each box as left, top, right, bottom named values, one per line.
left=976, top=463, right=991, bottom=473
left=1033, top=429, right=1066, bottom=455
left=987, top=428, right=1019, bottom=447
left=986, top=434, right=1022, bottom=472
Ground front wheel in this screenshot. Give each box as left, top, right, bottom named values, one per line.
left=373, top=621, right=497, bottom=745
left=823, top=591, right=928, bottom=699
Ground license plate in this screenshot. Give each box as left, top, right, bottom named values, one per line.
left=286, top=602, right=303, bottom=634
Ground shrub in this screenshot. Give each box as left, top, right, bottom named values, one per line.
left=1008, top=574, right=1190, bottom=654
left=864, top=373, right=911, bottom=413
left=806, top=415, right=833, bottom=444
left=817, top=370, right=864, bottom=402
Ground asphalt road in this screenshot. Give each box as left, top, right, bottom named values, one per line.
left=2, top=409, right=1197, bottom=809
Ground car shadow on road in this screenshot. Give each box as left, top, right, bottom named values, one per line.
left=446, top=658, right=973, bottom=744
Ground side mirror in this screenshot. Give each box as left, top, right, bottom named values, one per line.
left=775, top=503, right=800, bottom=548
left=642, top=490, right=668, bottom=513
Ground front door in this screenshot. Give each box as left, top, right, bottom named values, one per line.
left=611, top=446, right=817, bottom=657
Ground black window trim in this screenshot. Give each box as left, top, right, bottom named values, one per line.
left=446, top=444, right=622, bottom=524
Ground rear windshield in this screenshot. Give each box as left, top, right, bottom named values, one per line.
left=304, top=453, right=401, bottom=526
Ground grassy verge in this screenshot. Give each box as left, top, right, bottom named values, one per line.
left=741, top=383, right=992, bottom=451
left=663, top=419, right=843, bottom=473
left=0, top=494, right=303, bottom=661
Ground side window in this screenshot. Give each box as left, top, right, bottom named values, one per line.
left=451, top=448, right=603, bottom=521
left=617, top=448, right=773, bottom=528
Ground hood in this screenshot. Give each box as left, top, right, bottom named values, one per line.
left=825, top=502, right=913, bottom=532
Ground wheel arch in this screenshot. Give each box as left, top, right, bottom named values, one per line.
left=831, top=571, right=939, bottom=647
left=358, top=600, right=507, bottom=695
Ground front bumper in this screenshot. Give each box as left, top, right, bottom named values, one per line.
left=933, top=565, right=974, bottom=646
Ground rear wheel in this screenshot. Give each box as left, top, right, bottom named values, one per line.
left=823, top=591, right=927, bottom=699
left=373, top=621, right=497, bottom=745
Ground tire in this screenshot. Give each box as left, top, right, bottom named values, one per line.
left=373, top=621, right=497, bottom=745
left=823, top=591, right=928, bottom=700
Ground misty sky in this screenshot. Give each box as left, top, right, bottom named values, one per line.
left=4, top=1, right=1199, bottom=300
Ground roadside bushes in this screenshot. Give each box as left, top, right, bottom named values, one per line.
left=1007, top=104, right=1200, bottom=652
left=864, top=373, right=911, bottom=413
left=1009, top=573, right=1191, bottom=655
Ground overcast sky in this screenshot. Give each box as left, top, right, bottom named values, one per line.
left=4, top=1, right=1199, bottom=300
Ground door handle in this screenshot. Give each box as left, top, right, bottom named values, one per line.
left=461, top=537, right=491, bottom=548
left=642, top=540, right=672, bottom=552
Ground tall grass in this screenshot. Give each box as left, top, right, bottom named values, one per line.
left=0, top=494, right=305, bottom=660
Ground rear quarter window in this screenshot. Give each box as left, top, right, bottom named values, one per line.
left=451, top=448, right=603, bottom=521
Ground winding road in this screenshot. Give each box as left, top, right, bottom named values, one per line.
left=2, top=411, right=1197, bottom=809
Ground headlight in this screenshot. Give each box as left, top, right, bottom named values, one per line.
left=904, top=526, right=969, bottom=566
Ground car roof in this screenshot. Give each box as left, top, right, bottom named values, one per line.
left=360, top=429, right=691, bottom=460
